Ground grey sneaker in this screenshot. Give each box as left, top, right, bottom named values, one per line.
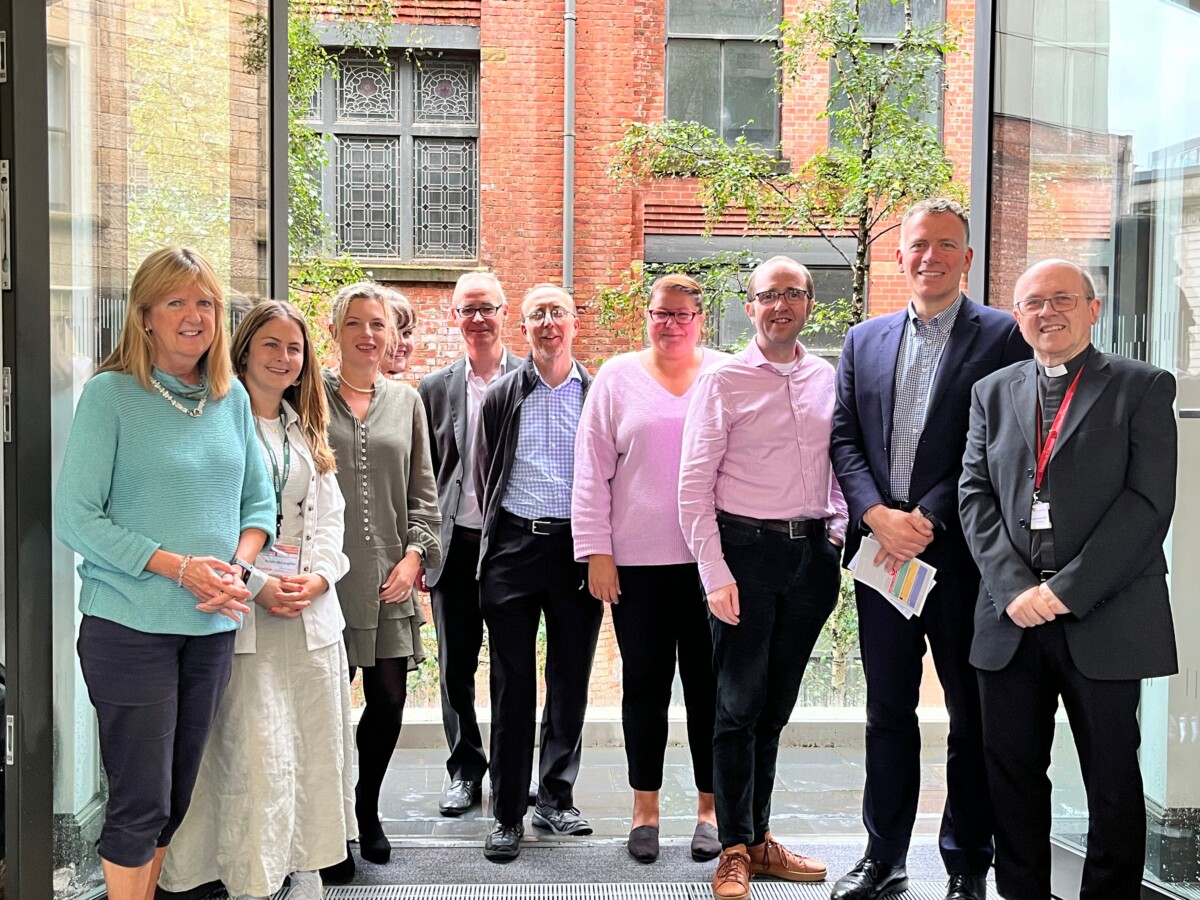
left=289, top=871, right=323, bottom=900
left=532, top=803, right=593, bottom=836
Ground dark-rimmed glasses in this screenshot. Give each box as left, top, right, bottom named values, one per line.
left=456, top=304, right=501, bottom=320
left=1014, top=293, right=1081, bottom=316
left=647, top=309, right=700, bottom=324
left=754, top=288, right=811, bottom=305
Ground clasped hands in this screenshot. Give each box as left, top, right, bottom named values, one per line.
left=183, top=556, right=253, bottom=622
left=864, top=505, right=934, bottom=572
left=1006, top=581, right=1070, bottom=628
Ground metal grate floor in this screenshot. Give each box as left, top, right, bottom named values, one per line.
left=301, top=884, right=1000, bottom=900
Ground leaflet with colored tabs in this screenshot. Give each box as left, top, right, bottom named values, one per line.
left=848, top=535, right=937, bottom=619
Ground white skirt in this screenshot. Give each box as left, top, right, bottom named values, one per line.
left=160, top=610, right=356, bottom=897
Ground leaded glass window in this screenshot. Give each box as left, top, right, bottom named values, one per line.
left=311, top=50, right=480, bottom=261
left=665, top=0, right=782, bottom=148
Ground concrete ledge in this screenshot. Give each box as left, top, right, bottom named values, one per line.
left=390, top=706, right=954, bottom=750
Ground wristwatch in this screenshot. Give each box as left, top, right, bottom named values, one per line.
left=231, top=557, right=256, bottom=583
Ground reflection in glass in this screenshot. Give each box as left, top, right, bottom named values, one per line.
left=991, top=0, right=1200, bottom=894
left=45, top=0, right=270, bottom=894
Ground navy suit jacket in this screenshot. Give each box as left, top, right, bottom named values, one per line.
left=830, top=296, right=1030, bottom=572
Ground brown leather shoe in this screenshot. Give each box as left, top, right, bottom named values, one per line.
left=746, top=833, right=827, bottom=882
left=712, top=845, right=752, bottom=900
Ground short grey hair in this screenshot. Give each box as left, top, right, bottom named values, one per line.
left=453, top=271, right=507, bottom=307
left=902, top=198, right=970, bottom=246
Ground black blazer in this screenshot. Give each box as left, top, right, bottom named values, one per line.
left=958, top=350, right=1178, bottom=680
left=831, top=296, right=1030, bottom=571
left=417, top=350, right=523, bottom=587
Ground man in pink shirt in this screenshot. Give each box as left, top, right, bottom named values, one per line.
left=680, top=255, right=848, bottom=900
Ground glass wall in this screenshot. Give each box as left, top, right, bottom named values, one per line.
left=990, top=0, right=1200, bottom=893
left=45, top=0, right=271, bottom=893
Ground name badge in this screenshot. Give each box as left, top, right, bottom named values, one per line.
left=1030, top=501, right=1052, bottom=531
left=257, top=543, right=301, bottom=576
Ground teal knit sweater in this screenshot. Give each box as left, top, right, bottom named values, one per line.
left=54, top=371, right=275, bottom=636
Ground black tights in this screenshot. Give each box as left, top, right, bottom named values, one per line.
left=349, top=657, right=409, bottom=823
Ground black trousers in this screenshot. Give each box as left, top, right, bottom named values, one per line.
left=978, top=620, right=1144, bottom=900
left=77, top=615, right=234, bottom=868
left=710, top=518, right=840, bottom=848
left=855, top=563, right=993, bottom=875
left=479, top=514, right=603, bottom=826
left=611, top=563, right=715, bottom=793
left=430, top=527, right=488, bottom=781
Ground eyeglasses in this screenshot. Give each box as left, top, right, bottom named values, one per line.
left=524, top=306, right=574, bottom=323
left=1014, top=293, right=1081, bottom=316
left=456, top=304, right=501, bottom=320
left=754, top=288, right=812, bottom=305
left=647, top=309, right=700, bottom=324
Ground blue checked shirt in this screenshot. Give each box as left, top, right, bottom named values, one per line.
left=889, top=295, right=963, bottom=502
left=501, top=369, right=584, bottom=519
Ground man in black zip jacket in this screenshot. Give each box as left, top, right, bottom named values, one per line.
left=473, top=283, right=602, bottom=862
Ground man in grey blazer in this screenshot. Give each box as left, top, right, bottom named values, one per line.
left=418, top=272, right=522, bottom=816
left=959, top=259, right=1178, bottom=899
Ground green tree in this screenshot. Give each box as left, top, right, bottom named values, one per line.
left=608, top=0, right=961, bottom=324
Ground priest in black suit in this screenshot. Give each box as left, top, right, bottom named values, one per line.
left=418, top=272, right=522, bottom=816
left=959, top=258, right=1178, bottom=899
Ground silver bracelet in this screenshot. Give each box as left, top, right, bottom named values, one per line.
left=177, top=554, right=192, bottom=587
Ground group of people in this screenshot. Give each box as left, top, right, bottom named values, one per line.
left=53, top=193, right=1177, bottom=900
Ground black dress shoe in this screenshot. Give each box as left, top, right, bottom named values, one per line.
left=357, top=814, right=392, bottom=865
left=831, top=858, right=909, bottom=900
left=532, top=803, right=593, bottom=835
left=440, top=779, right=482, bottom=817
left=946, top=873, right=987, bottom=900
left=483, top=820, right=524, bottom=862
left=318, top=843, right=356, bottom=884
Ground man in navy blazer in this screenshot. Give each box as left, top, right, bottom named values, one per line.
left=830, top=199, right=1030, bottom=900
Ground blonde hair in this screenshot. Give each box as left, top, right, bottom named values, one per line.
left=230, top=300, right=337, bottom=476
left=96, top=247, right=232, bottom=398
left=329, top=281, right=399, bottom=369
left=649, top=273, right=704, bottom=311
left=389, top=289, right=417, bottom=332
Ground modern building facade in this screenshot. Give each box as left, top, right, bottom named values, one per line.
left=1, top=0, right=1198, bottom=896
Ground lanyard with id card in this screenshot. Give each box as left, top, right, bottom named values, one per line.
left=255, top=413, right=291, bottom=542
left=1031, top=365, right=1085, bottom=530
left=257, top=541, right=301, bottom=576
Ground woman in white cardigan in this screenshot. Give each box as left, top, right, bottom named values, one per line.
left=160, top=301, right=354, bottom=900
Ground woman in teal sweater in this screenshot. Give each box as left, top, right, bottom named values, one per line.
left=54, top=247, right=274, bottom=900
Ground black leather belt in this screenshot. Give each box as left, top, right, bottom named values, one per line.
left=500, top=511, right=571, bottom=536
left=717, top=510, right=822, bottom=540
left=1038, top=569, right=1057, bottom=581
left=890, top=500, right=917, bottom=512
left=453, top=524, right=483, bottom=544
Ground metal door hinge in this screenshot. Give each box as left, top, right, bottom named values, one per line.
left=2, top=367, right=11, bottom=443
left=0, top=33, right=7, bottom=83
left=0, top=160, right=9, bottom=290
left=5, top=715, right=13, bottom=766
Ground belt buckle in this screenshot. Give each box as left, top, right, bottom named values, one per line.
left=788, top=519, right=807, bottom=540
left=531, top=519, right=550, bottom=536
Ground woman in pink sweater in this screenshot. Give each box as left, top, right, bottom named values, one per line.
left=572, top=273, right=728, bottom=864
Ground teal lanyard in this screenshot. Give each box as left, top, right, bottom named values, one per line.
left=255, top=413, right=291, bottom=538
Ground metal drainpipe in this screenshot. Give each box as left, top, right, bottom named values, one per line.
left=563, top=0, right=576, bottom=292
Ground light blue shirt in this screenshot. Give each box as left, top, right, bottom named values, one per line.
left=502, top=369, right=583, bottom=519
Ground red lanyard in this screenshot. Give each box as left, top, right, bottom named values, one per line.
left=1034, top=366, right=1085, bottom=494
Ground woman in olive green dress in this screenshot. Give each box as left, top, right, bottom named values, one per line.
left=322, top=282, right=441, bottom=869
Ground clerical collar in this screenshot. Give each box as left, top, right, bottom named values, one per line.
left=1040, top=345, right=1093, bottom=379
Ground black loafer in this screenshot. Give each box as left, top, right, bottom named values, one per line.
left=439, top=778, right=482, bottom=817
left=690, top=822, right=721, bottom=862
left=627, top=825, right=660, bottom=863
left=532, top=803, right=593, bottom=836
left=484, top=820, right=524, bottom=862
left=831, top=858, right=909, bottom=900
left=946, top=873, right=987, bottom=900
